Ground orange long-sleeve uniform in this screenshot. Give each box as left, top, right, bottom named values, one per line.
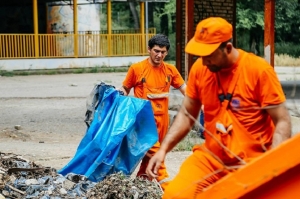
left=122, top=58, right=185, bottom=183
left=163, top=49, right=286, bottom=199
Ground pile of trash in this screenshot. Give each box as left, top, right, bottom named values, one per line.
left=0, top=152, right=163, bottom=199
left=87, top=173, right=163, bottom=199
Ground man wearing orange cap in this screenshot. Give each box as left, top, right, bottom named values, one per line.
left=146, top=17, right=291, bottom=198
left=119, top=34, right=186, bottom=189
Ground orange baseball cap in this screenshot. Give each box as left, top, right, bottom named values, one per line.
left=185, top=17, right=233, bottom=56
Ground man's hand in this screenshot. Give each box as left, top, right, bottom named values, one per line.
left=146, top=149, right=167, bottom=179
left=179, top=84, right=186, bottom=96
left=117, top=86, right=130, bottom=96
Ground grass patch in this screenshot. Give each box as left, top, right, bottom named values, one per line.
left=1, top=71, right=14, bottom=77
left=0, top=66, right=129, bottom=77
left=73, top=68, right=85, bottom=74
left=275, top=54, right=300, bottom=66
left=172, top=130, right=204, bottom=152
left=275, top=42, right=300, bottom=58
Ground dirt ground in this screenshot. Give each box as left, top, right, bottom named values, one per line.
left=0, top=72, right=299, bottom=182
left=0, top=73, right=190, bottom=180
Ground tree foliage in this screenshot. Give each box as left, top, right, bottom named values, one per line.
left=236, top=0, right=264, bottom=30
left=160, top=0, right=176, bottom=16
left=101, top=0, right=300, bottom=57
left=274, top=0, right=300, bottom=42
left=236, top=0, right=300, bottom=43
left=234, top=0, right=300, bottom=56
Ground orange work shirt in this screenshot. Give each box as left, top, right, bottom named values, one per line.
left=123, top=58, right=185, bottom=102
left=186, top=49, right=286, bottom=153
left=123, top=58, right=185, bottom=142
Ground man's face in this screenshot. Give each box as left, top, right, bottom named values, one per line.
left=202, top=46, right=230, bottom=73
left=148, top=45, right=168, bottom=66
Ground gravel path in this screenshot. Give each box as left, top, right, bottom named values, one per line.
left=0, top=71, right=299, bottom=181
left=0, top=73, right=190, bottom=180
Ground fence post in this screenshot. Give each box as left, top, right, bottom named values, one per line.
left=33, top=0, right=39, bottom=58
left=73, top=0, right=79, bottom=57
left=140, top=2, right=145, bottom=55
left=107, top=0, right=112, bottom=56
left=264, top=0, right=275, bottom=67
left=185, top=0, right=194, bottom=81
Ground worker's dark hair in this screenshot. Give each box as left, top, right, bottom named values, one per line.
left=148, top=34, right=170, bottom=51
left=219, top=38, right=233, bottom=49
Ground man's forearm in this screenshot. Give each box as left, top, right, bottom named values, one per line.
left=160, top=107, right=194, bottom=153
left=272, top=119, right=291, bottom=148
left=266, top=104, right=291, bottom=148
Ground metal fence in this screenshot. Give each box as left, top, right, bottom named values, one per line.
left=0, top=29, right=156, bottom=58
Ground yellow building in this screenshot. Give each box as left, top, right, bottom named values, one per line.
left=0, top=0, right=275, bottom=76
left=0, top=0, right=156, bottom=71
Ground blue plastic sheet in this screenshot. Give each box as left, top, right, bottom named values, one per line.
left=58, top=85, right=158, bottom=182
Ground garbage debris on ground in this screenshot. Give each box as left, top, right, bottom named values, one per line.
left=87, top=173, right=163, bottom=199
left=0, top=152, right=163, bottom=199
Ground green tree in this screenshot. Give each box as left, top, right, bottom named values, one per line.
left=236, top=0, right=264, bottom=55
left=100, top=2, right=139, bottom=30
left=274, top=0, right=300, bottom=43
left=236, top=0, right=300, bottom=56
left=156, top=0, right=176, bottom=33
left=128, top=1, right=140, bottom=29
left=153, top=0, right=176, bottom=61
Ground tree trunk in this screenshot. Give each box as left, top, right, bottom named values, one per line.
left=148, top=2, right=154, bottom=28
left=128, top=2, right=139, bottom=29
left=159, top=3, right=169, bottom=36
left=249, top=26, right=261, bottom=55
left=171, top=14, right=176, bottom=32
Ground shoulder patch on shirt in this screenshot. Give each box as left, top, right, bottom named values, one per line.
left=231, top=97, right=241, bottom=108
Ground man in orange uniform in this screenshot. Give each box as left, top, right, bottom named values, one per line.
left=119, top=34, right=186, bottom=188
left=146, top=17, right=291, bottom=198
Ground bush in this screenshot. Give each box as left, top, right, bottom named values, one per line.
left=236, top=29, right=264, bottom=57
left=236, top=30, right=300, bottom=59
left=165, top=32, right=176, bottom=61
left=275, top=42, right=300, bottom=58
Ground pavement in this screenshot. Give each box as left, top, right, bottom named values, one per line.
left=1, top=67, right=299, bottom=134
left=0, top=67, right=299, bottom=174
left=0, top=72, right=191, bottom=180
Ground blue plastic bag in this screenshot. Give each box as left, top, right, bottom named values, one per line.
left=58, top=85, right=158, bottom=182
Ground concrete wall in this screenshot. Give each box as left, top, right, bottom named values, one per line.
left=0, top=56, right=148, bottom=71
left=193, top=0, right=234, bottom=24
